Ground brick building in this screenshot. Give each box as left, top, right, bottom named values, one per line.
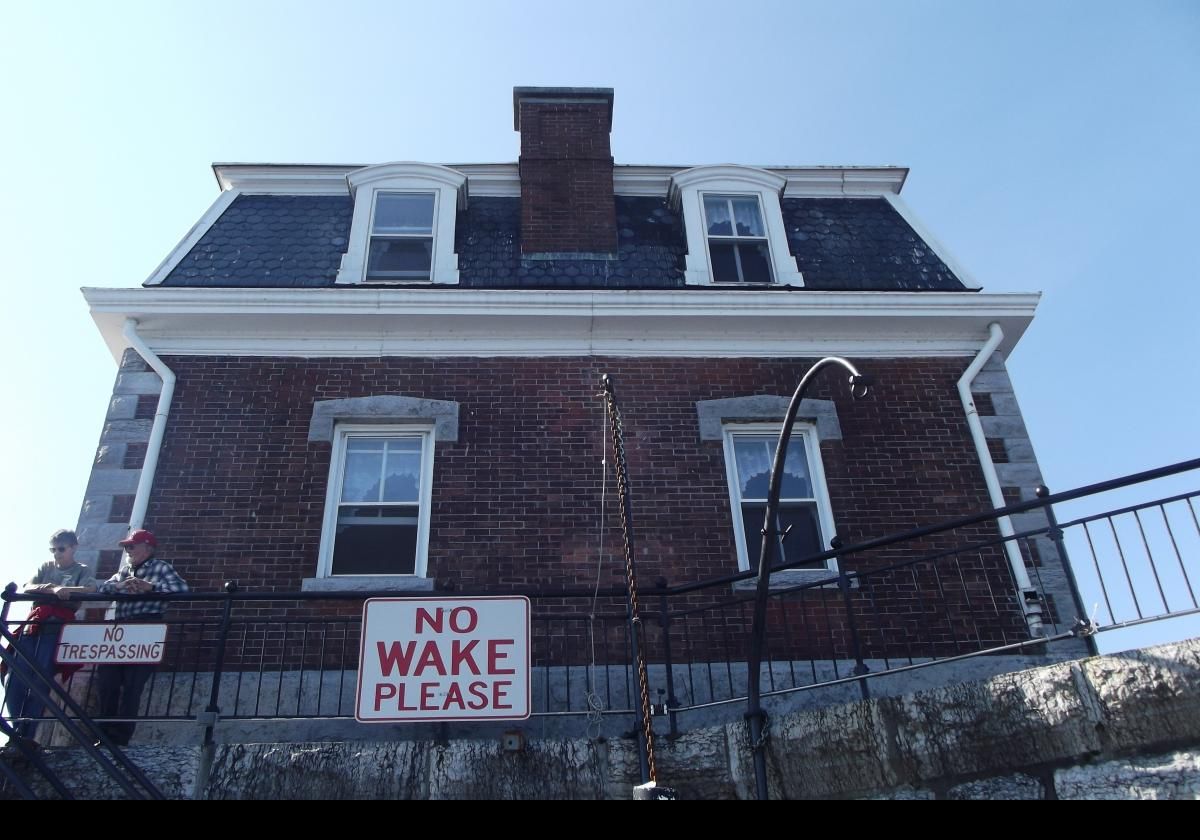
left=76, top=87, right=1073, bottom=673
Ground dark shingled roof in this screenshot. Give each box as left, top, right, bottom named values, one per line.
left=161, top=195, right=352, bottom=287
left=782, top=198, right=963, bottom=291
left=157, top=193, right=965, bottom=291
left=457, top=197, right=685, bottom=289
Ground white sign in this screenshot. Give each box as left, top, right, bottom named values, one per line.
left=55, top=623, right=168, bottom=665
left=357, top=596, right=530, bottom=722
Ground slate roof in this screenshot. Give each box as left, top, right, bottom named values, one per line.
left=158, top=193, right=965, bottom=291
left=162, top=195, right=352, bottom=287
left=782, top=198, right=962, bottom=291
left=456, top=197, right=684, bottom=289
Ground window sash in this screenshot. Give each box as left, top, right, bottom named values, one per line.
left=703, top=194, right=767, bottom=239
left=722, top=425, right=835, bottom=572
left=366, top=238, right=433, bottom=280
left=320, top=428, right=434, bottom=578
left=371, top=192, right=435, bottom=236
left=740, top=501, right=825, bottom=569
left=365, top=192, right=436, bottom=281
left=703, top=194, right=773, bottom=283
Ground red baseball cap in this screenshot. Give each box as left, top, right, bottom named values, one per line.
left=118, top=529, right=157, bottom=548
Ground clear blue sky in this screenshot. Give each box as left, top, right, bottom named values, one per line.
left=0, top=0, right=1197, bottom=651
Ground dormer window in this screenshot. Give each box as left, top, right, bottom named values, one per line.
left=703, top=194, right=773, bottom=283
left=367, top=192, right=436, bottom=281
left=669, top=165, right=804, bottom=287
left=336, top=162, right=467, bottom=286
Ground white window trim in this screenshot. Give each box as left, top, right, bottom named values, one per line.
left=721, top=422, right=836, bottom=573
left=669, top=165, right=804, bottom=287
left=316, top=424, right=436, bottom=579
left=336, top=162, right=467, bottom=286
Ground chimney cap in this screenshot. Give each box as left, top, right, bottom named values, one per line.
left=513, top=87, right=614, bottom=130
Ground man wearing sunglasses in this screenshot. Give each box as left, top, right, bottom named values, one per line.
left=2, top=529, right=96, bottom=751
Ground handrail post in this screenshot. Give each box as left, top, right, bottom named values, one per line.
left=831, top=537, right=870, bottom=701
left=202, top=580, right=238, bottom=742
left=193, top=580, right=237, bottom=800
left=656, top=577, right=679, bottom=739
left=1036, top=486, right=1099, bottom=657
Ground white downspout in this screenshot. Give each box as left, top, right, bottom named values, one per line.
left=957, top=322, right=1045, bottom=637
left=122, top=319, right=176, bottom=530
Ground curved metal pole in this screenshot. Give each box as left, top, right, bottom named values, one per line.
left=745, top=357, right=871, bottom=800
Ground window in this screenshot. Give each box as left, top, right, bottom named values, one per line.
left=702, top=194, right=773, bottom=283
left=335, top=162, right=467, bottom=286
left=722, top=424, right=835, bottom=572
left=668, top=165, right=804, bottom=287
left=318, top=426, right=435, bottom=577
left=366, top=192, right=436, bottom=281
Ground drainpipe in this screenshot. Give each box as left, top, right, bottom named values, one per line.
left=122, top=319, right=176, bottom=530
left=957, top=322, right=1045, bottom=637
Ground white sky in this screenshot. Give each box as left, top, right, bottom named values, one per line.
left=0, top=0, right=1197, bottom=651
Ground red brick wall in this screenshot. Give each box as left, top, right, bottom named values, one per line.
left=131, top=354, right=1035, bottom=663
left=154, top=358, right=1002, bottom=562
left=518, top=100, right=617, bottom=254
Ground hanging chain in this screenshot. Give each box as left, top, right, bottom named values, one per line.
left=585, top=382, right=610, bottom=738
left=600, top=374, right=657, bottom=784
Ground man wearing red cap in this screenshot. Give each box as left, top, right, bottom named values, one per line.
left=95, top=529, right=188, bottom=746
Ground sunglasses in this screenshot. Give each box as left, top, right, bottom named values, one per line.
left=49, top=546, right=71, bottom=554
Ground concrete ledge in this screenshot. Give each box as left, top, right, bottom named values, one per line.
left=308, top=396, right=460, bottom=443
left=696, top=396, right=842, bottom=441
left=300, top=575, right=435, bottom=592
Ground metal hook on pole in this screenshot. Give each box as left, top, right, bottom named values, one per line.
left=745, top=357, right=874, bottom=801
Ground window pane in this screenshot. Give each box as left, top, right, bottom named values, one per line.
left=381, top=439, right=422, bottom=503
left=742, top=503, right=823, bottom=569
left=341, top=449, right=384, bottom=502
left=735, top=435, right=812, bottom=500
left=737, top=242, right=773, bottom=284
left=367, top=238, right=433, bottom=279
left=373, top=193, right=434, bottom=235
left=779, top=438, right=812, bottom=498
left=734, top=437, right=772, bottom=498
left=342, top=437, right=423, bottom=503
left=703, top=196, right=733, bottom=236
left=347, top=438, right=387, bottom=453
left=709, top=241, right=740, bottom=283
left=731, top=197, right=766, bottom=236
left=332, top=505, right=418, bottom=575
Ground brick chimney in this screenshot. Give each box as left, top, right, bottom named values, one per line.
left=514, top=87, right=617, bottom=255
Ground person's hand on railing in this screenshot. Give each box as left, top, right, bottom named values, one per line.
left=117, top=578, right=155, bottom=595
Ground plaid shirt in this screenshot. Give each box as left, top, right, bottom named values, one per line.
left=98, top=556, right=189, bottom=619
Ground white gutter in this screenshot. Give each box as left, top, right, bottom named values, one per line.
left=957, top=322, right=1045, bottom=637
left=122, top=319, right=176, bottom=530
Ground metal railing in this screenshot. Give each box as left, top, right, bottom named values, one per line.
left=1, top=459, right=1196, bottom=740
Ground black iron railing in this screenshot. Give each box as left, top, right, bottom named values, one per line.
left=2, top=459, right=1196, bottom=737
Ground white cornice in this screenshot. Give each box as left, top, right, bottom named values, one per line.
left=783, top=168, right=908, bottom=197
left=85, top=287, right=1039, bottom=362
left=459, top=164, right=521, bottom=197
left=612, top=166, right=679, bottom=196
left=212, top=163, right=909, bottom=199
left=213, top=165, right=358, bottom=195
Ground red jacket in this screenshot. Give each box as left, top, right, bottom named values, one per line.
left=1, top=603, right=82, bottom=680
